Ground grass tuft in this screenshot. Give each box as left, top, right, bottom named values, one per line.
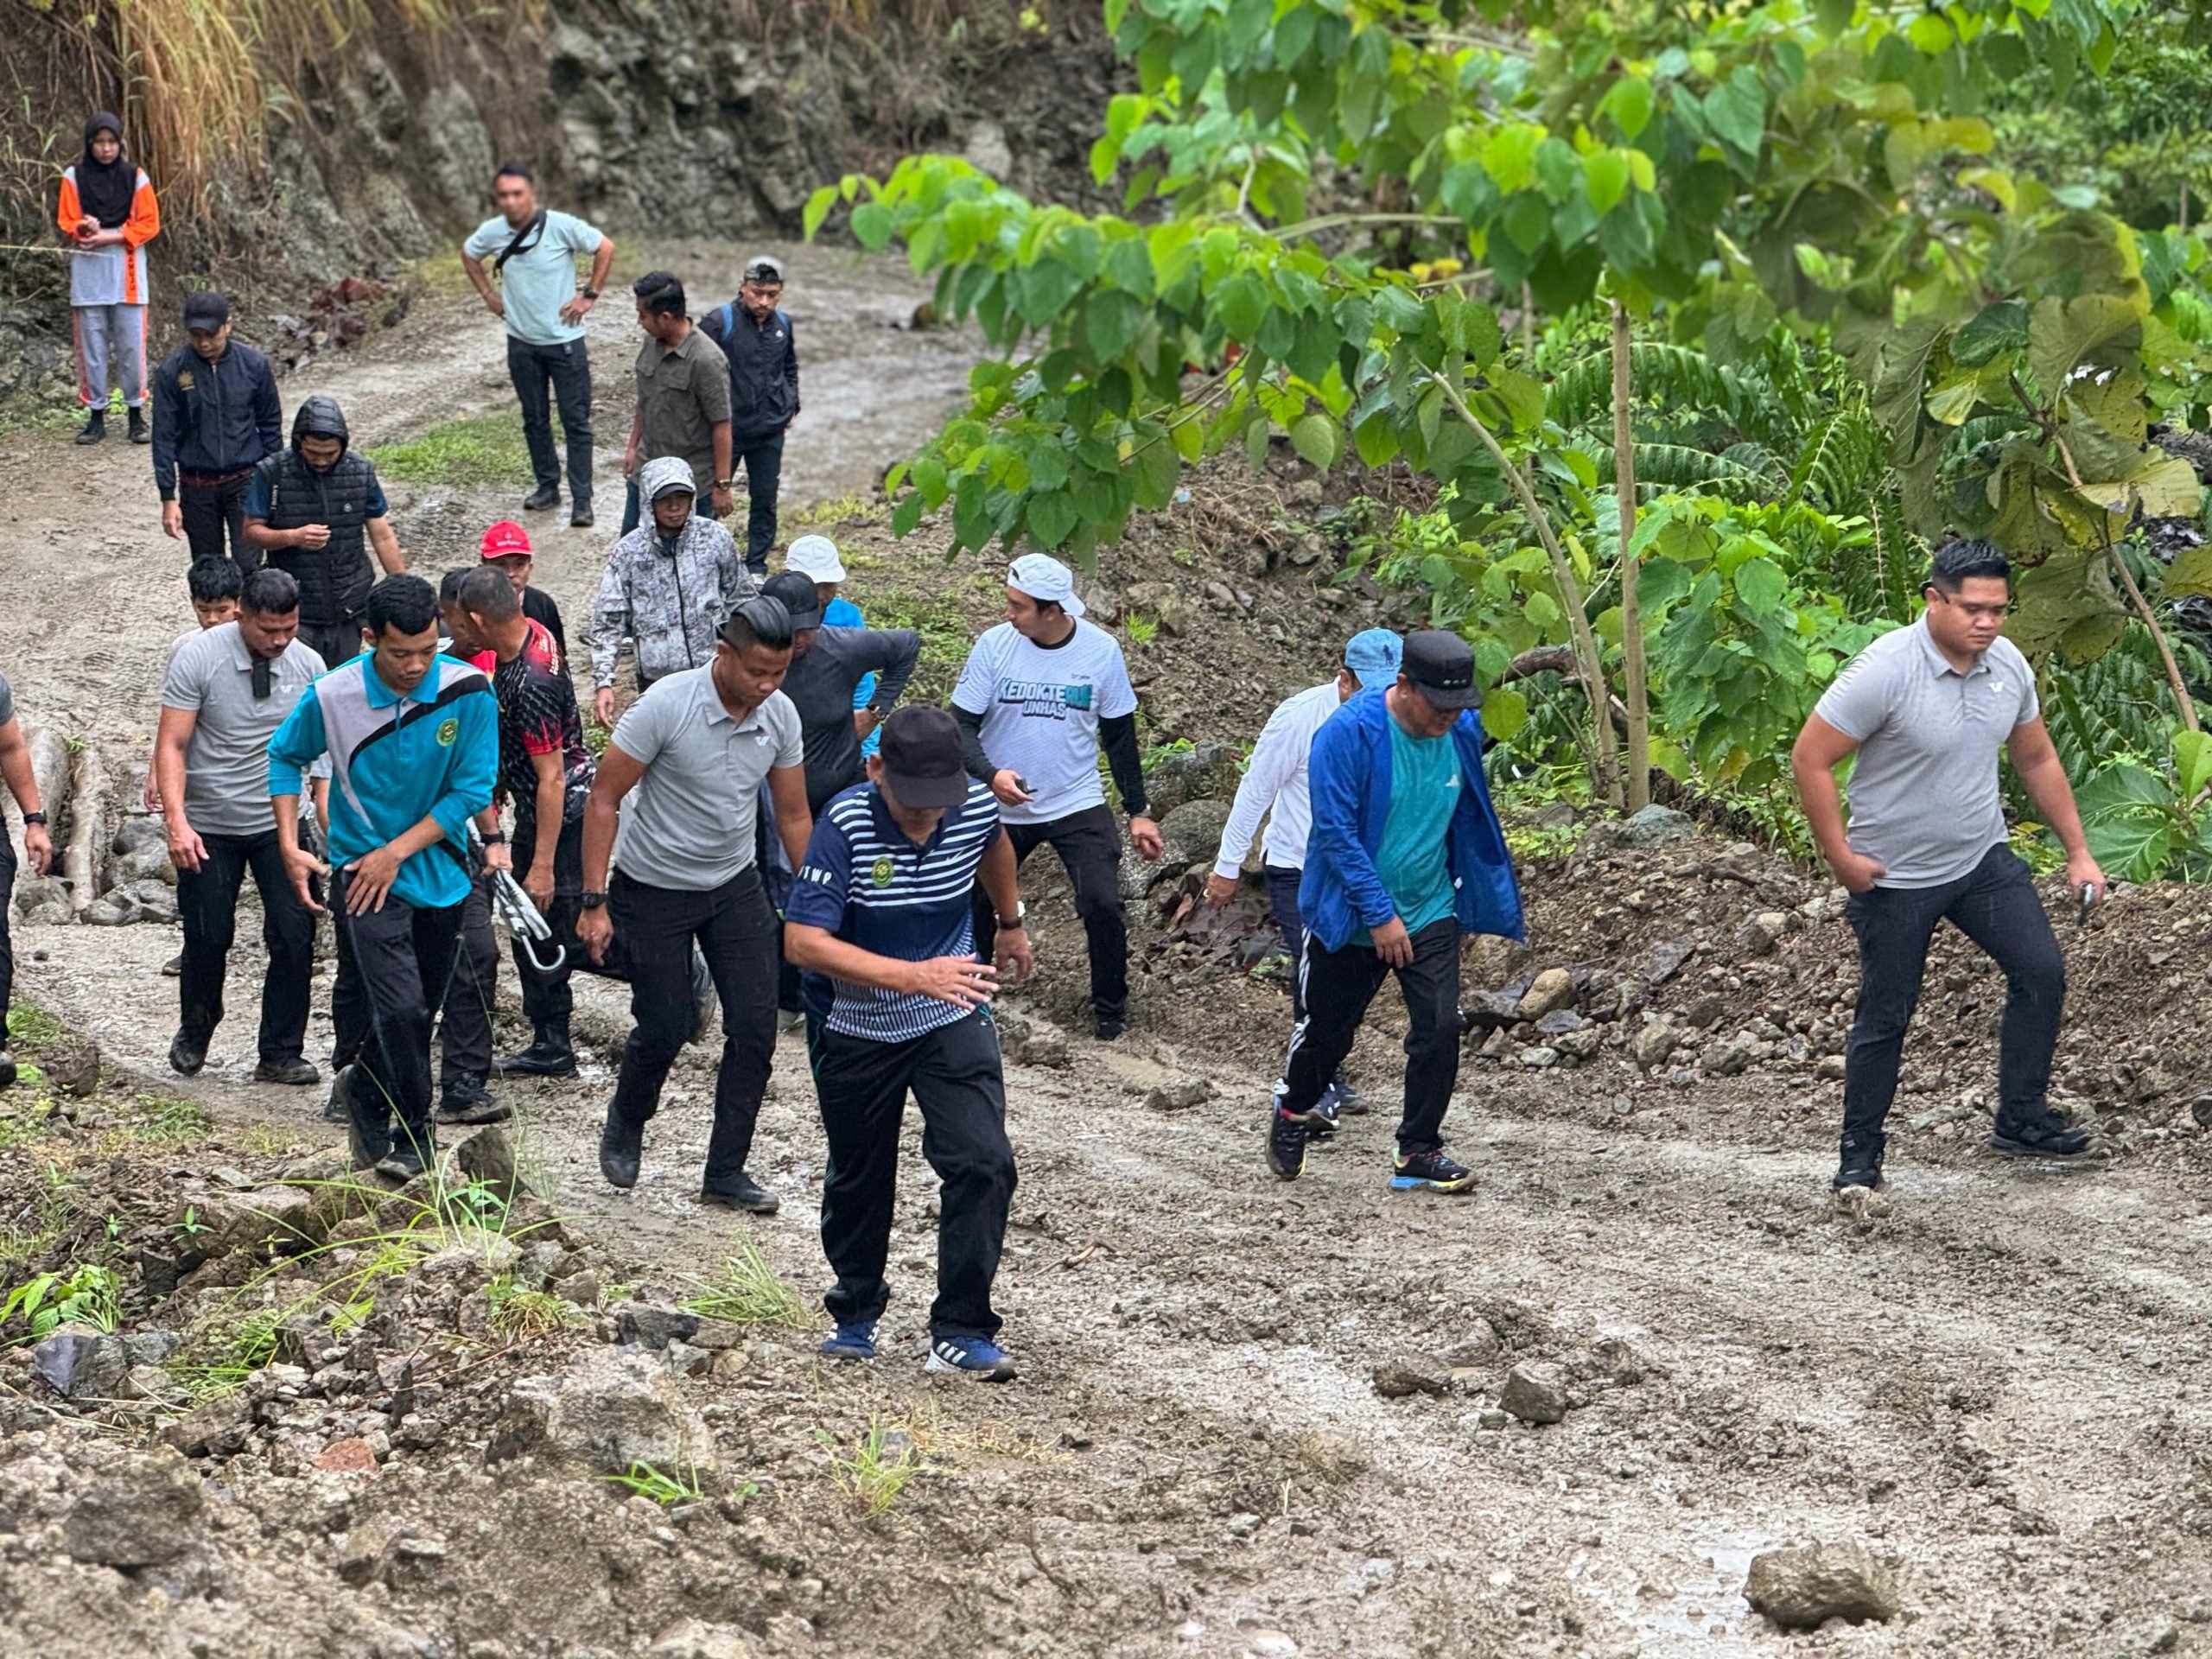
left=678, top=1238, right=812, bottom=1332
left=488, top=1275, right=582, bottom=1342
left=601, top=1460, right=720, bottom=1505
left=822, top=1415, right=928, bottom=1516
left=366, top=414, right=535, bottom=487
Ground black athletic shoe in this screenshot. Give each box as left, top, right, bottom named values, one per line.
left=254, top=1058, right=321, bottom=1086
left=522, top=486, right=560, bottom=512
left=168, top=1029, right=208, bottom=1077
left=1832, top=1132, right=1887, bottom=1192
left=569, top=505, right=594, bottom=529
left=161, top=952, right=182, bottom=977
left=74, top=410, right=105, bottom=445
left=1096, top=1017, right=1126, bottom=1042
left=1390, top=1148, right=1478, bottom=1193
left=375, top=1122, right=435, bottom=1182
left=699, top=1171, right=780, bottom=1214
left=346, top=1080, right=392, bottom=1172
left=126, top=406, right=149, bottom=444
left=324, top=1062, right=357, bottom=1123
left=1307, top=1090, right=1341, bottom=1142
left=435, top=1072, right=510, bottom=1126
left=1990, top=1115, right=2092, bottom=1157
left=1266, top=1107, right=1308, bottom=1181
left=601, top=1113, right=642, bottom=1188
left=1326, top=1076, right=1366, bottom=1116
left=496, top=1024, right=577, bottom=1078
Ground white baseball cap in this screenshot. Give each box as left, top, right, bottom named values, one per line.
left=1007, top=552, right=1086, bottom=618
left=785, top=534, right=845, bottom=582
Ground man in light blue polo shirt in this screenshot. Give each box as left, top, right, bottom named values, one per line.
left=461, top=162, right=615, bottom=529
left=269, top=575, right=497, bottom=1178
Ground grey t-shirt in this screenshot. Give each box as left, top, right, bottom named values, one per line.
left=0, top=669, right=16, bottom=728
left=162, top=625, right=328, bottom=837
left=782, top=627, right=922, bottom=814
left=1813, top=618, right=2038, bottom=888
left=609, top=668, right=803, bottom=891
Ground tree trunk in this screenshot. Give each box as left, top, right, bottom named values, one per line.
left=1613, top=301, right=1650, bottom=813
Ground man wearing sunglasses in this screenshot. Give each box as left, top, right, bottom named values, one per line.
left=1793, top=537, right=2105, bottom=1193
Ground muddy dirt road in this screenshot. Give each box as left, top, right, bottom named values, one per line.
left=1, top=245, right=2210, bottom=1658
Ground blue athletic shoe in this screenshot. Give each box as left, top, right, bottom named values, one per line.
left=819, top=1322, right=878, bottom=1363
left=925, top=1334, right=1018, bottom=1381
left=1390, top=1148, right=1477, bottom=1193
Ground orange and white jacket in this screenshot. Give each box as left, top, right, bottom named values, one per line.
left=57, top=166, right=160, bottom=308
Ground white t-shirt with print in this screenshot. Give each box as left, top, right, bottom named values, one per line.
left=952, top=620, right=1138, bottom=826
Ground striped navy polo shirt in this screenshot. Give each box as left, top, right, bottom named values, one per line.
left=785, top=779, right=1002, bottom=1041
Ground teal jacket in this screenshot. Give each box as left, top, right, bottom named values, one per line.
left=268, top=653, right=496, bottom=910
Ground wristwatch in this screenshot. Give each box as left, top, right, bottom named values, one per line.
left=481, top=830, right=506, bottom=846
left=581, top=286, right=601, bottom=301
left=20, top=811, right=45, bottom=827
left=996, top=901, right=1026, bottom=929
left=715, top=478, right=734, bottom=489
left=581, top=890, right=608, bottom=909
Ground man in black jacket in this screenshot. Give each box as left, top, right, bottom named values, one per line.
left=153, top=291, right=281, bottom=575
left=243, top=397, right=409, bottom=670
left=701, top=256, right=799, bottom=577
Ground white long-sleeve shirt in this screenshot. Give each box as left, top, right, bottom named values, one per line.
left=1212, top=680, right=1344, bottom=879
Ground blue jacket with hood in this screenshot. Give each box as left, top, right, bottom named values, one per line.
left=1297, top=688, right=1524, bottom=952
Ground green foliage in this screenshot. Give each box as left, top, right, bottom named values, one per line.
left=2076, top=728, right=2212, bottom=880
left=487, top=1276, right=582, bottom=1342
left=678, top=1239, right=811, bottom=1332
left=820, top=1416, right=927, bottom=1516
left=2, top=1263, right=121, bottom=1341
left=601, top=1461, right=716, bottom=1506
left=365, top=415, right=534, bottom=487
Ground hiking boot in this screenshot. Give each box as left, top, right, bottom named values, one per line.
left=1095, top=1017, right=1126, bottom=1042
left=346, top=1081, right=392, bottom=1172
left=161, top=952, right=182, bottom=977
left=1266, top=1106, right=1309, bottom=1182
left=1832, top=1133, right=1887, bottom=1192
left=1990, top=1114, right=2092, bottom=1158
left=569, top=505, right=594, bottom=529
left=522, top=485, right=559, bottom=512
left=435, top=1071, right=510, bottom=1126
left=687, top=948, right=717, bottom=1044
left=925, top=1334, right=1017, bottom=1382
left=324, top=1062, right=357, bottom=1123
left=600, top=1111, right=642, bottom=1188
left=168, top=1028, right=208, bottom=1077
left=699, top=1170, right=779, bottom=1214
left=820, top=1321, right=878, bottom=1363
left=75, top=410, right=105, bottom=445
left=126, top=406, right=149, bottom=444
left=497, top=1021, right=577, bottom=1078
left=375, top=1120, right=435, bottom=1182
left=254, top=1058, right=320, bottom=1086
left=1390, top=1148, right=1477, bottom=1193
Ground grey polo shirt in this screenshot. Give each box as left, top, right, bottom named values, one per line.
left=633, top=325, right=734, bottom=500
left=609, top=667, right=803, bottom=891
left=161, top=625, right=328, bottom=837
left=1812, top=617, right=2038, bottom=888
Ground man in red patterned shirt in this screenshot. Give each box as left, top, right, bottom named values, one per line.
left=449, top=565, right=596, bottom=1077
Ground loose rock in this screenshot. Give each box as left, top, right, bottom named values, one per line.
left=64, top=1447, right=204, bottom=1566
left=1499, top=1361, right=1572, bottom=1425
left=1743, top=1541, right=1899, bottom=1629
left=1616, top=804, right=1696, bottom=847
left=1371, top=1353, right=1452, bottom=1398
left=1518, top=968, right=1576, bottom=1020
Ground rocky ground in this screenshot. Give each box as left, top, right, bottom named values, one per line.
left=1, top=249, right=2211, bottom=1659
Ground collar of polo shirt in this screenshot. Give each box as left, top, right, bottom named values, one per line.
left=1914, top=613, right=1991, bottom=678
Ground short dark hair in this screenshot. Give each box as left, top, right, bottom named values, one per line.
left=493, top=160, right=535, bottom=185
left=721, top=596, right=795, bottom=654
left=632, top=270, right=686, bottom=317
left=457, top=566, right=521, bottom=622
left=188, top=558, right=243, bottom=606
left=365, top=573, right=440, bottom=639
left=437, top=566, right=474, bottom=606
left=239, top=566, right=298, bottom=615
left=1926, top=537, right=2012, bottom=595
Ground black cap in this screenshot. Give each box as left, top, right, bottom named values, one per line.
left=760, top=571, right=822, bottom=630
left=1402, top=629, right=1483, bottom=710
left=182, top=290, right=230, bottom=331
left=877, top=707, right=969, bottom=810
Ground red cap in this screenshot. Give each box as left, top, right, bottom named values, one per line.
left=479, top=521, right=532, bottom=561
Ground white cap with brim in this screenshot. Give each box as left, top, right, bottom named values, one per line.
left=1007, top=552, right=1087, bottom=618
left=785, top=535, right=846, bottom=582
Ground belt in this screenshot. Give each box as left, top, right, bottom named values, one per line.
left=180, top=466, right=256, bottom=488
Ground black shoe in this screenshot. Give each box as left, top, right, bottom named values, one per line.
left=522, top=486, right=559, bottom=512
left=168, top=1029, right=208, bottom=1077
left=325, top=1062, right=357, bottom=1123
left=161, top=952, right=182, bottom=978
left=569, top=505, right=594, bottom=529
left=1096, top=1017, right=1126, bottom=1042
left=435, top=1071, right=510, bottom=1126
left=1832, top=1132, right=1887, bottom=1191
left=601, top=1113, right=642, bottom=1188
left=496, top=1023, right=577, bottom=1078
left=254, top=1058, right=321, bottom=1086
left=74, top=411, right=105, bottom=445
left=1266, top=1106, right=1308, bottom=1181
left=1327, top=1076, right=1367, bottom=1115
left=0, top=1048, right=18, bottom=1090
left=346, top=1077, right=392, bottom=1172
left=1990, top=1115, right=2092, bottom=1157
left=375, top=1121, right=435, bottom=1182
left=699, top=1171, right=780, bottom=1214
left=126, top=407, right=149, bottom=444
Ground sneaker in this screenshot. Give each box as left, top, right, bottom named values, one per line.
left=1990, top=1115, right=2092, bottom=1157
left=1307, top=1090, right=1341, bottom=1142
left=925, top=1334, right=1017, bottom=1382
left=521, top=486, right=559, bottom=512
left=699, top=1170, right=780, bottom=1214
left=168, top=1029, right=208, bottom=1077
left=161, top=952, right=182, bottom=978
left=1328, top=1076, right=1367, bottom=1116
left=819, top=1322, right=878, bottom=1363
left=254, top=1058, right=321, bottom=1086
left=569, top=505, right=594, bottom=529
left=1265, top=1107, right=1308, bottom=1182
left=435, top=1088, right=512, bottom=1127
left=1390, top=1148, right=1477, bottom=1193
left=1095, top=1017, right=1126, bottom=1042
left=1832, top=1133, right=1886, bottom=1192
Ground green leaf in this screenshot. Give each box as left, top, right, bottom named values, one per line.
left=1084, top=290, right=1147, bottom=361
left=891, top=490, right=925, bottom=538
left=1733, top=557, right=1787, bottom=613
left=1598, top=75, right=1655, bottom=141
left=849, top=202, right=895, bottom=251
left=1211, top=271, right=1270, bottom=340
left=1952, top=300, right=2028, bottom=369
left=1133, top=435, right=1182, bottom=511
left=2026, top=292, right=2145, bottom=400
left=1702, top=67, right=1766, bottom=157
left=1636, top=556, right=1694, bottom=613
left=1481, top=686, right=1529, bottom=743
left=1586, top=150, right=1630, bottom=217
left=2177, top=730, right=2212, bottom=807
left=1290, top=411, right=1338, bottom=469
left=802, top=185, right=839, bottom=242
left=1025, top=489, right=1078, bottom=550
left=1354, top=412, right=1399, bottom=469
left=1814, top=0, right=1853, bottom=37
left=1480, top=124, right=1547, bottom=194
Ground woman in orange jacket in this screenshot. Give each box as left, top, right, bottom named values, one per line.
left=57, top=111, right=161, bottom=445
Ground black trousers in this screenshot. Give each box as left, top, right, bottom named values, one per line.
left=507, top=337, right=593, bottom=508
left=1276, top=917, right=1463, bottom=1155
left=330, top=872, right=463, bottom=1135
left=607, top=867, right=778, bottom=1186
left=1842, top=843, right=2064, bottom=1144
left=437, top=878, right=499, bottom=1081
left=971, top=804, right=1128, bottom=1024
left=179, top=474, right=257, bottom=575
left=0, top=839, right=19, bottom=1035
left=298, top=619, right=362, bottom=673
left=812, top=1007, right=1016, bottom=1339
left=733, top=429, right=784, bottom=576
left=175, top=830, right=314, bottom=1063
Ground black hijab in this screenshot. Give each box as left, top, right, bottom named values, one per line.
left=75, top=112, right=134, bottom=229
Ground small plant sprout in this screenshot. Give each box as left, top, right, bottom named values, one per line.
left=679, top=1239, right=811, bottom=1332
left=601, top=1461, right=709, bottom=1506
left=821, top=1415, right=928, bottom=1516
